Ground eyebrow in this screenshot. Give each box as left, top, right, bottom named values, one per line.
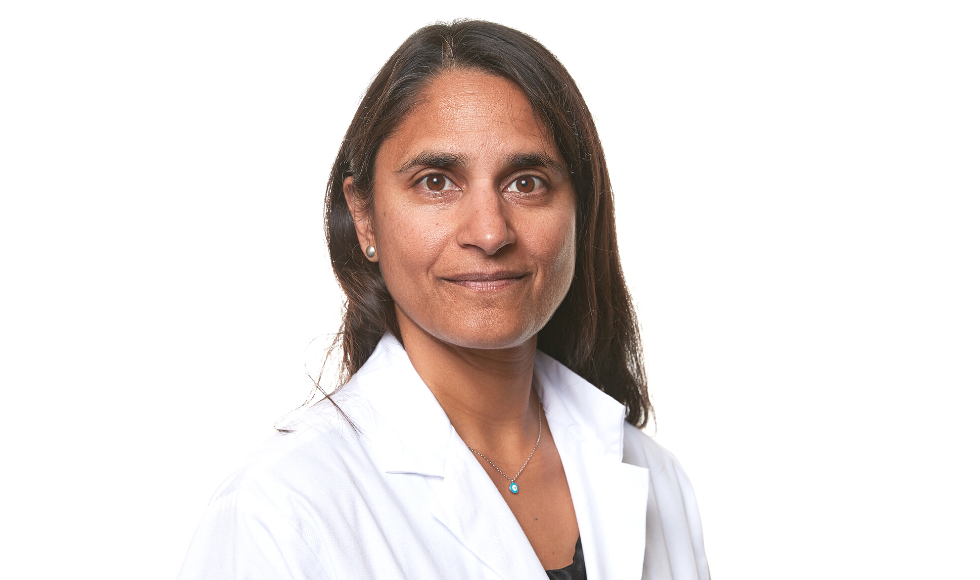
left=397, top=152, right=468, bottom=173
left=396, top=150, right=567, bottom=177
left=504, top=152, right=567, bottom=177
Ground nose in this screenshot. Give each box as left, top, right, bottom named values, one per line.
left=456, top=180, right=514, bottom=255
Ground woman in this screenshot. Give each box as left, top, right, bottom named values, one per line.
left=179, top=20, right=709, bottom=580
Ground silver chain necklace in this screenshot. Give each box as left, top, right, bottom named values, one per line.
left=466, top=400, right=542, bottom=494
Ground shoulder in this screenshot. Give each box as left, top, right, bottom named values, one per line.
left=216, top=384, right=375, bottom=505
left=621, top=425, right=711, bottom=578
left=621, top=423, right=699, bottom=501
left=179, top=388, right=377, bottom=580
left=202, top=378, right=384, bottom=531
left=622, top=424, right=681, bottom=476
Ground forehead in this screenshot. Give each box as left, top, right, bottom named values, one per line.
left=379, top=69, right=559, bottom=164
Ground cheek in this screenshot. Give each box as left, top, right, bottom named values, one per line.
left=532, top=211, right=578, bottom=293
left=553, top=223, right=578, bottom=287
left=373, top=203, right=446, bottom=293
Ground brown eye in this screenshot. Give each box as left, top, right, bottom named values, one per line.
left=508, top=176, right=541, bottom=194
left=424, top=174, right=449, bottom=191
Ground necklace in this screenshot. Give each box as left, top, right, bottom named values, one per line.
left=467, top=400, right=542, bottom=494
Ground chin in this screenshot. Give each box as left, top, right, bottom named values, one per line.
left=459, top=335, right=535, bottom=351
left=410, top=310, right=540, bottom=351
left=395, top=299, right=551, bottom=352
left=433, top=324, right=538, bottom=351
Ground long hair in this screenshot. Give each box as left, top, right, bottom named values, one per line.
left=324, top=20, right=652, bottom=428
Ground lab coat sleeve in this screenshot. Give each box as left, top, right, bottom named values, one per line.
left=622, top=426, right=711, bottom=580
left=177, top=479, right=331, bottom=580
left=664, top=448, right=710, bottom=580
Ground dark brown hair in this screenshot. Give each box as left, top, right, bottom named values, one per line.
left=324, top=20, right=652, bottom=428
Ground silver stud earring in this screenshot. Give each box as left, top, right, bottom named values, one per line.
left=366, top=245, right=376, bottom=258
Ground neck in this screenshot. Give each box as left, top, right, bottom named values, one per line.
left=396, top=313, right=540, bottom=456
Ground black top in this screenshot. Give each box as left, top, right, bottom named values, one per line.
left=544, top=536, right=587, bottom=580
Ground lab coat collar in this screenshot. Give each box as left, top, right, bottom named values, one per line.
left=353, top=334, right=649, bottom=580
left=534, top=353, right=651, bottom=580
left=348, top=334, right=454, bottom=477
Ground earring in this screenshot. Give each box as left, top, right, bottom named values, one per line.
left=366, top=245, right=376, bottom=258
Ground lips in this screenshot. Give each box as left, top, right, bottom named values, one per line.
left=441, top=271, right=528, bottom=290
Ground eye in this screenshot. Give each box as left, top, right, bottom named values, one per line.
left=421, top=174, right=456, bottom=191
left=506, top=176, right=543, bottom=194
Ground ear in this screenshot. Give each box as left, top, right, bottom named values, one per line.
left=343, top=176, right=378, bottom=262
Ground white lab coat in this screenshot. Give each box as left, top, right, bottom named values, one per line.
left=178, top=334, right=710, bottom=579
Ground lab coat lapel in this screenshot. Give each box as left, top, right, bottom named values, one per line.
left=430, top=437, right=548, bottom=580
left=358, top=335, right=547, bottom=579
left=536, top=354, right=650, bottom=580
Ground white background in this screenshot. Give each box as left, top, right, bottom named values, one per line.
left=2, top=1, right=978, bottom=578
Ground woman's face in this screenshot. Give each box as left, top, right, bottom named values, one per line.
left=346, top=69, right=577, bottom=350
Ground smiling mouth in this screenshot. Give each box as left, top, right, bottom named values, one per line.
left=442, top=271, right=528, bottom=291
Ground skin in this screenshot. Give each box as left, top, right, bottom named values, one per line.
left=343, top=69, right=580, bottom=570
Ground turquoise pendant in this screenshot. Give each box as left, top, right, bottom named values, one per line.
left=509, top=482, right=519, bottom=494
